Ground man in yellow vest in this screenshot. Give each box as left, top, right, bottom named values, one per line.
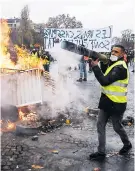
left=31, top=48, right=38, bottom=57
left=42, top=51, right=50, bottom=72
left=89, top=45, right=132, bottom=160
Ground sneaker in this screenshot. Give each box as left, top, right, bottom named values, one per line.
left=89, top=152, right=106, bottom=160
left=77, top=78, right=82, bottom=82
left=119, top=143, right=132, bottom=155
left=83, top=78, right=87, bottom=81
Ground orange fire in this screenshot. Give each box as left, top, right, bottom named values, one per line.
left=18, top=109, right=27, bottom=120
left=6, top=120, right=16, bottom=130
left=0, top=120, right=16, bottom=132
left=18, top=109, right=38, bottom=121
left=0, top=19, right=15, bottom=68
left=0, top=109, right=39, bottom=132
left=0, top=19, right=45, bottom=70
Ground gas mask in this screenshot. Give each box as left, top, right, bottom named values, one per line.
left=110, top=55, right=119, bottom=61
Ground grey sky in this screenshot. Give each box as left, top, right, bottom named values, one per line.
left=0, top=0, right=134, bottom=37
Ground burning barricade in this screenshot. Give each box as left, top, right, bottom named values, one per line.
left=0, top=19, right=58, bottom=134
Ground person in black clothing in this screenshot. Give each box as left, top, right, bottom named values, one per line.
left=127, top=50, right=134, bottom=66
left=131, top=50, right=134, bottom=72
left=89, top=45, right=132, bottom=160
left=41, top=51, right=51, bottom=72
left=88, top=59, right=92, bottom=73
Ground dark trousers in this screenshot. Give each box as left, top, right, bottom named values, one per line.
left=97, top=109, right=130, bottom=153
left=88, top=62, right=92, bottom=72
left=43, top=64, right=50, bottom=72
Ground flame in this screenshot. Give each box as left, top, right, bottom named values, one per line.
left=0, top=19, right=15, bottom=68
left=18, top=109, right=38, bottom=122
left=0, top=19, right=45, bottom=70
left=19, top=109, right=27, bottom=121
left=6, top=120, right=16, bottom=130
left=0, top=109, right=39, bottom=132
left=0, top=120, right=16, bottom=132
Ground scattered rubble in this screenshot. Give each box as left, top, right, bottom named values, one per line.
left=31, top=165, right=44, bottom=169
left=93, top=168, right=101, bottom=171
left=31, top=135, right=39, bottom=141
left=122, top=116, right=134, bottom=126
left=52, top=150, right=59, bottom=154
left=84, top=107, right=99, bottom=115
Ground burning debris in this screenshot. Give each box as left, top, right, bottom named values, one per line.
left=0, top=103, right=68, bottom=136
left=0, top=19, right=46, bottom=70
left=0, top=105, right=39, bottom=133
left=18, top=109, right=38, bottom=122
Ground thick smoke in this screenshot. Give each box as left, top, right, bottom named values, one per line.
left=39, top=44, right=90, bottom=119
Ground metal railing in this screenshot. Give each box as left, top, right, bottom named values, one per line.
left=1, top=68, right=43, bottom=107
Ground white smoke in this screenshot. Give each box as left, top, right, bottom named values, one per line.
left=40, top=44, right=90, bottom=119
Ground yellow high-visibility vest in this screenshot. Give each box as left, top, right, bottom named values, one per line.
left=101, top=60, right=129, bottom=103
left=42, top=56, right=50, bottom=65
left=31, top=52, right=38, bottom=57
left=43, top=59, right=50, bottom=65
left=44, top=56, right=50, bottom=65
